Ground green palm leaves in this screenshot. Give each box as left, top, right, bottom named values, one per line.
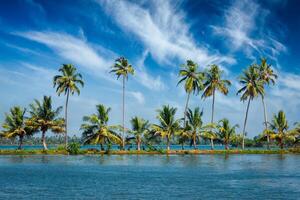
left=269, top=110, right=289, bottom=149
left=129, top=117, right=150, bottom=151
left=1, top=107, right=35, bottom=149
left=110, top=57, right=134, bottom=150
left=27, top=96, right=65, bottom=150
left=185, top=107, right=203, bottom=149
left=81, top=104, right=122, bottom=150
left=217, top=119, right=239, bottom=150
left=53, top=64, right=84, bottom=147
left=152, top=105, right=181, bottom=151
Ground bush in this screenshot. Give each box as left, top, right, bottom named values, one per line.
left=67, top=142, right=81, bottom=155
left=56, top=145, right=66, bottom=151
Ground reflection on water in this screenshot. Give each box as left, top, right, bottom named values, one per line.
left=0, top=154, right=299, bottom=199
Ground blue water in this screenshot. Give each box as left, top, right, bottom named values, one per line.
left=0, top=154, right=299, bottom=199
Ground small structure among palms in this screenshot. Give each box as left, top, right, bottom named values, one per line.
left=110, top=57, right=134, bottom=150
left=237, top=65, right=264, bottom=149
left=128, top=116, right=150, bottom=151
left=1, top=106, right=35, bottom=149
left=81, top=104, right=122, bottom=151
left=27, top=96, right=65, bottom=150
left=177, top=60, right=204, bottom=126
left=152, top=105, right=180, bottom=151
left=53, top=64, right=84, bottom=147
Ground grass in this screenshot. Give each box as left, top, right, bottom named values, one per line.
left=0, top=148, right=300, bottom=155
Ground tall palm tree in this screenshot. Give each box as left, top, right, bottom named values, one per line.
left=152, top=105, right=180, bottom=151
left=177, top=60, right=204, bottom=126
left=53, top=64, right=84, bottom=147
left=217, top=118, right=239, bottom=150
left=81, top=104, right=122, bottom=150
left=202, top=64, right=231, bottom=124
left=258, top=58, right=277, bottom=149
left=237, top=65, right=264, bottom=149
left=110, top=57, right=134, bottom=150
left=269, top=110, right=293, bottom=149
left=27, top=96, right=65, bottom=150
left=0, top=106, right=35, bottom=149
left=129, top=116, right=150, bottom=151
left=186, top=107, right=203, bottom=149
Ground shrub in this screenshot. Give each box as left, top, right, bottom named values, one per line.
left=67, top=142, right=81, bottom=155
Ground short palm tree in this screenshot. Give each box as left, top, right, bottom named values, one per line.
left=269, top=110, right=292, bottom=149
left=152, top=105, right=180, bottom=151
left=27, top=96, right=65, bottom=150
left=186, top=107, right=203, bottom=149
left=81, top=104, right=122, bottom=150
left=258, top=58, right=277, bottom=149
left=177, top=60, right=204, bottom=126
left=237, top=65, right=264, bottom=149
left=129, top=116, right=150, bottom=151
left=202, top=64, right=231, bottom=124
left=217, top=118, right=239, bottom=150
left=110, top=57, right=134, bottom=150
left=202, top=122, right=218, bottom=150
left=1, top=106, right=35, bottom=149
left=53, top=64, right=84, bottom=147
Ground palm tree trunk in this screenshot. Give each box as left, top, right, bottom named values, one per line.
left=183, top=92, right=191, bottom=127
left=166, top=137, right=170, bottom=151
left=65, top=89, right=70, bottom=148
left=210, top=138, right=214, bottom=150
left=225, top=142, right=229, bottom=150
left=262, top=97, right=270, bottom=149
left=137, top=137, right=141, bottom=151
left=18, top=135, right=24, bottom=150
left=211, top=89, right=215, bottom=124
left=42, top=131, right=48, bottom=150
left=242, top=98, right=251, bottom=150
left=122, top=76, right=125, bottom=150
left=193, top=134, right=197, bottom=149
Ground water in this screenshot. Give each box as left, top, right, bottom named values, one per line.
left=0, top=155, right=299, bottom=199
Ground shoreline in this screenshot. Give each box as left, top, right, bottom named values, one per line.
left=0, top=149, right=300, bottom=155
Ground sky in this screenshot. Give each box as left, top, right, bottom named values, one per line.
left=0, top=0, right=299, bottom=138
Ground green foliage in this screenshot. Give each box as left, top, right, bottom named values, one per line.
left=67, top=142, right=81, bottom=155
left=110, top=57, right=134, bottom=79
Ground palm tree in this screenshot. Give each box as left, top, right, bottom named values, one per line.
left=110, top=57, right=134, bottom=150
left=0, top=106, right=35, bottom=149
left=152, top=105, right=180, bottom=151
left=217, top=118, right=239, bottom=150
left=53, top=64, right=84, bottom=147
left=258, top=58, right=277, bottom=149
left=269, top=110, right=291, bottom=149
left=186, top=107, right=203, bottom=149
left=27, top=96, right=65, bottom=150
left=202, top=122, right=218, bottom=150
left=177, top=60, right=204, bottom=126
left=237, top=65, right=264, bottom=149
left=81, top=104, right=122, bottom=150
left=202, top=64, right=231, bottom=124
left=129, top=117, right=150, bottom=151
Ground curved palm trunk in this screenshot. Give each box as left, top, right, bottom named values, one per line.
left=183, top=92, right=191, bottom=127
left=242, top=98, right=251, bottom=150
left=122, top=76, right=125, bottom=150
left=18, top=135, right=24, bottom=150
left=211, top=89, right=216, bottom=124
left=210, top=138, right=214, bottom=150
left=65, top=89, right=70, bottom=148
left=262, top=97, right=270, bottom=149
left=42, top=131, right=48, bottom=150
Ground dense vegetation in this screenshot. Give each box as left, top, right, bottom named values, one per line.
left=1, top=58, right=300, bottom=152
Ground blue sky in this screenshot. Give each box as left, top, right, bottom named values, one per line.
left=0, top=0, right=299, bottom=137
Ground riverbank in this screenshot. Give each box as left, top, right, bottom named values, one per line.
left=1, top=148, right=300, bottom=155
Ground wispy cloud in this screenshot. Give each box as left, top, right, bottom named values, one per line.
left=211, top=0, right=286, bottom=60
left=98, top=0, right=235, bottom=67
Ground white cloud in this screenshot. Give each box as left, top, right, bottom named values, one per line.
left=130, top=91, right=145, bottom=104
left=211, top=0, right=286, bottom=60
left=98, top=0, right=235, bottom=67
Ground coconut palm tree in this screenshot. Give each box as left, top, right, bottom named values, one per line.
left=217, top=118, right=239, bottom=150
left=237, top=65, right=264, bottom=149
left=185, top=107, right=203, bottom=149
left=202, top=64, right=231, bottom=124
left=177, top=60, right=204, bottom=126
left=53, top=64, right=84, bottom=147
left=258, top=58, right=277, bottom=149
left=129, top=116, right=150, bottom=151
left=152, top=105, right=180, bottom=151
left=0, top=106, right=35, bottom=149
left=202, top=122, right=218, bottom=150
left=269, top=110, right=292, bottom=149
left=81, top=104, right=122, bottom=150
left=110, top=57, right=134, bottom=150
left=27, top=96, right=65, bottom=150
